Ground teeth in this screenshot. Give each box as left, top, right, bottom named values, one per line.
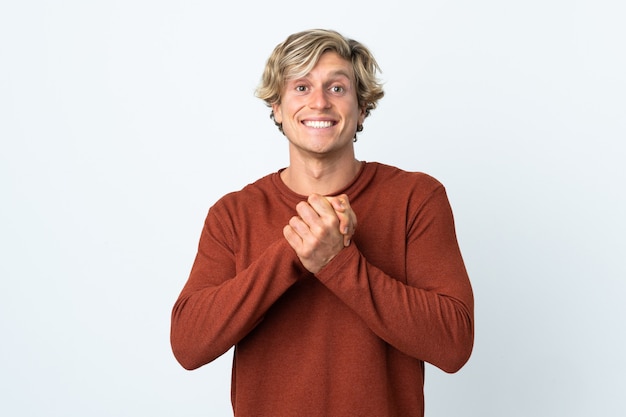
left=304, top=120, right=333, bottom=128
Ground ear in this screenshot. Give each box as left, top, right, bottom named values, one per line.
left=358, top=106, right=367, bottom=125
left=272, top=103, right=283, bottom=124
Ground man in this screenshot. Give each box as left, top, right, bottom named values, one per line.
left=171, top=29, right=474, bottom=416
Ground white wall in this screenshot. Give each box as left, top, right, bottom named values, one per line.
left=1, top=1, right=624, bottom=416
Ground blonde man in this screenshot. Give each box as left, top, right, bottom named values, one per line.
left=171, top=29, right=474, bottom=417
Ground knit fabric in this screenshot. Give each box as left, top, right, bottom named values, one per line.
left=171, top=162, right=474, bottom=417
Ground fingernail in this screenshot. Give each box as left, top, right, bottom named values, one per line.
left=343, top=227, right=349, bottom=234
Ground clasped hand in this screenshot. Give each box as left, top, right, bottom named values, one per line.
left=283, top=193, right=357, bottom=274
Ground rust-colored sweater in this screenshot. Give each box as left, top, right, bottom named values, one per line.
left=171, top=162, right=474, bottom=416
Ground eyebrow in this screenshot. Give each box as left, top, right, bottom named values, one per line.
left=288, top=70, right=353, bottom=84
left=326, top=70, right=352, bottom=80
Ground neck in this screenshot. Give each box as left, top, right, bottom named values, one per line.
left=281, top=153, right=362, bottom=196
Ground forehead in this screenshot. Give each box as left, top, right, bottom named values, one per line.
left=285, top=51, right=355, bottom=82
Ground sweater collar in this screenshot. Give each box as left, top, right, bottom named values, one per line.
left=272, top=161, right=377, bottom=203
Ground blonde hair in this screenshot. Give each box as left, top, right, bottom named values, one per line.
left=256, top=29, right=384, bottom=131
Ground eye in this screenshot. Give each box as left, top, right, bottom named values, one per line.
left=331, top=85, right=345, bottom=94
left=295, top=85, right=308, bottom=92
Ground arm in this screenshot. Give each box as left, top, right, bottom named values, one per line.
left=285, top=188, right=474, bottom=373
left=170, top=205, right=305, bottom=370
left=319, top=186, right=473, bottom=372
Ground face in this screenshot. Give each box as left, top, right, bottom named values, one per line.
left=272, top=51, right=366, bottom=158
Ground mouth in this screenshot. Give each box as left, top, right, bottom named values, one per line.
left=302, top=120, right=336, bottom=129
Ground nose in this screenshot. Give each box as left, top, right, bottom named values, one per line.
left=308, top=88, right=331, bottom=109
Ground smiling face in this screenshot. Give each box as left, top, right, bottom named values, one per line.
left=272, top=51, right=366, bottom=160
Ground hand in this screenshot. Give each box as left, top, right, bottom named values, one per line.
left=324, top=194, right=357, bottom=247
left=283, top=193, right=355, bottom=274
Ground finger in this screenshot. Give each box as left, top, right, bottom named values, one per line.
left=306, top=193, right=337, bottom=218
left=325, top=195, right=349, bottom=234
left=326, top=195, right=347, bottom=213
left=337, top=194, right=357, bottom=233
left=337, top=211, right=353, bottom=246
left=283, top=224, right=299, bottom=247
left=285, top=219, right=310, bottom=248
left=288, top=215, right=312, bottom=241
left=325, top=194, right=356, bottom=237
left=294, top=201, right=323, bottom=232
left=334, top=209, right=352, bottom=235
left=298, top=196, right=339, bottom=233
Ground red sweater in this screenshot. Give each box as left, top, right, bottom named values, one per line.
left=171, top=162, right=474, bottom=416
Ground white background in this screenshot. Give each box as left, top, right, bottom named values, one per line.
left=1, top=1, right=625, bottom=416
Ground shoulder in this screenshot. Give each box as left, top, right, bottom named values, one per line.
left=367, top=162, right=444, bottom=192
left=359, top=162, right=450, bottom=215
left=207, top=171, right=277, bottom=218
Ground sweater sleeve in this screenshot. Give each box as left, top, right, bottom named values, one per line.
left=170, top=204, right=305, bottom=370
left=315, top=185, right=474, bottom=373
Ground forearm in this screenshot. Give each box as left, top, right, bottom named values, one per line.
left=170, top=239, right=305, bottom=370
left=316, top=244, right=474, bottom=373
